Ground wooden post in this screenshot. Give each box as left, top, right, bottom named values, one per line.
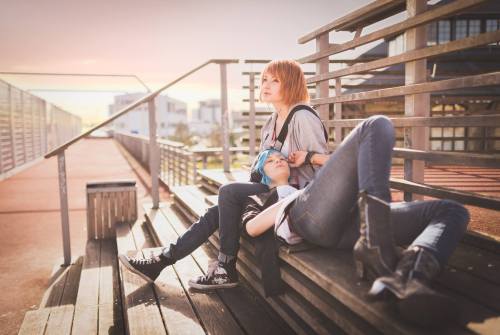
left=192, top=153, right=198, bottom=184
left=57, top=151, right=71, bottom=265
left=334, top=78, right=342, bottom=144
left=148, top=98, right=160, bottom=208
left=316, top=33, right=330, bottom=121
left=249, top=72, right=257, bottom=160
left=404, top=0, right=429, bottom=201
left=219, top=62, right=230, bottom=172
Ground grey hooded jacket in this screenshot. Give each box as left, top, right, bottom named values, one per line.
left=259, top=104, right=329, bottom=188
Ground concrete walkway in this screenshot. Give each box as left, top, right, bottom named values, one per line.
left=0, top=138, right=168, bottom=335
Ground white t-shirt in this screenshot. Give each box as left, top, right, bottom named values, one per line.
left=275, top=186, right=304, bottom=245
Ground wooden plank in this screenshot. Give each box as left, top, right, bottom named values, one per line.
left=39, top=266, right=69, bottom=308
left=98, top=239, right=124, bottom=335
left=95, top=193, right=103, bottom=239
left=156, top=217, right=245, bottom=334
left=44, top=305, right=75, bottom=335
left=17, top=309, right=50, bottom=335
left=389, top=178, right=500, bottom=210
left=157, top=204, right=297, bottom=335
left=437, top=265, right=500, bottom=313
left=71, top=239, right=101, bottom=335
left=87, top=193, right=95, bottom=240
left=298, top=0, right=405, bottom=43
left=325, top=115, right=500, bottom=128
left=312, top=71, right=500, bottom=105
left=142, top=205, right=209, bottom=335
left=116, top=223, right=167, bottom=335
left=448, top=243, right=500, bottom=286
left=307, top=30, right=500, bottom=82
left=391, top=148, right=500, bottom=168
left=59, top=256, right=84, bottom=306
left=102, top=193, right=110, bottom=238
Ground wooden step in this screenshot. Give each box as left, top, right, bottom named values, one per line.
left=18, top=257, right=83, bottom=335
left=116, top=221, right=170, bottom=334
left=143, top=202, right=295, bottom=335
left=170, top=180, right=500, bottom=334
left=71, top=239, right=124, bottom=335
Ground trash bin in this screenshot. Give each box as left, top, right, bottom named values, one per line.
left=86, top=180, right=137, bottom=240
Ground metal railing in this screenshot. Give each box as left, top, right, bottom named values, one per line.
left=0, top=79, right=81, bottom=180
left=43, top=59, right=238, bottom=265
left=114, top=132, right=250, bottom=187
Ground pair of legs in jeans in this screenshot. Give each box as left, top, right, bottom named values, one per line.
left=164, top=182, right=268, bottom=263
left=289, top=115, right=469, bottom=266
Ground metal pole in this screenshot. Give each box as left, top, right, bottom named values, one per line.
left=249, top=73, right=256, bottom=160
left=219, top=63, right=230, bottom=172
left=148, top=98, right=160, bottom=208
left=57, top=151, right=71, bottom=265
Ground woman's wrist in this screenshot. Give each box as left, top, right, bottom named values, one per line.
left=305, top=151, right=316, bottom=165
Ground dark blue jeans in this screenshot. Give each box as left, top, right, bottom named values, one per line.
left=289, top=115, right=469, bottom=266
left=163, top=182, right=268, bottom=262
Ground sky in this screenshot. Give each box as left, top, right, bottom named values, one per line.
left=0, top=0, right=396, bottom=126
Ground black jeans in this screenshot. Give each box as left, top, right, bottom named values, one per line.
left=163, top=182, right=268, bottom=262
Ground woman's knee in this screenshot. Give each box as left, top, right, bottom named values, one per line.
left=437, top=199, right=470, bottom=233
left=218, top=182, right=239, bottom=202
left=365, top=115, right=395, bottom=138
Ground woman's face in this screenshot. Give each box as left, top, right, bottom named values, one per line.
left=263, top=152, right=290, bottom=182
left=260, top=72, right=282, bottom=104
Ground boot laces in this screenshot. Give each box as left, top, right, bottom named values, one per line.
left=131, top=255, right=160, bottom=265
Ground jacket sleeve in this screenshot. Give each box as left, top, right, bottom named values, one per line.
left=292, top=110, right=329, bottom=154
left=241, top=197, right=263, bottom=228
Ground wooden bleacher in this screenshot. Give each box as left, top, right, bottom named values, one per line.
left=159, top=168, right=500, bottom=335
left=18, top=202, right=291, bottom=335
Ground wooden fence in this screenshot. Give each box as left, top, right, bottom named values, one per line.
left=0, top=79, right=81, bottom=180
left=295, top=0, right=500, bottom=207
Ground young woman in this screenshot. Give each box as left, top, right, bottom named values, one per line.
left=119, top=60, right=328, bottom=289
left=245, top=115, right=470, bottom=326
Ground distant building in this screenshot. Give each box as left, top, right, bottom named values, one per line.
left=109, top=93, right=187, bottom=138
left=189, top=99, right=223, bottom=136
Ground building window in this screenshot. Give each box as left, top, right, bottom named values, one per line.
left=455, top=19, right=468, bottom=40
left=427, top=22, right=437, bottom=45
left=388, top=34, right=405, bottom=56
left=438, top=20, right=451, bottom=44
left=486, top=19, right=499, bottom=45
left=468, top=19, right=481, bottom=36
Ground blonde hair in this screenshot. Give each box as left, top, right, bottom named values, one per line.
left=261, top=60, right=309, bottom=107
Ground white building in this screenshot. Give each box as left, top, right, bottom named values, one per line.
left=109, top=93, right=187, bottom=138
left=189, top=99, right=223, bottom=136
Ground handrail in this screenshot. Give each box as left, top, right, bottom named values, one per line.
left=298, top=0, right=487, bottom=63
left=298, top=0, right=405, bottom=44
left=44, top=59, right=238, bottom=159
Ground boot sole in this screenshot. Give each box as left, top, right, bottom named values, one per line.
left=188, top=279, right=239, bottom=290
left=118, top=254, right=154, bottom=284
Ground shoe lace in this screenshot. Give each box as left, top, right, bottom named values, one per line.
left=131, top=255, right=160, bottom=265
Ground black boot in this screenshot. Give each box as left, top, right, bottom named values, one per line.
left=119, top=249, right=175, bottom=283
left=369, top=246, right=457, bottom=327
left=353, top=191, right=398, bottom=281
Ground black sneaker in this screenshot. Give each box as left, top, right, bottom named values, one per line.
left=118, top=250, right=174, bottom=283
left=188, top=260, right=239, bottom=290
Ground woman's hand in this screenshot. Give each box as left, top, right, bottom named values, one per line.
left=288, top=151, right=307, bottom=167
